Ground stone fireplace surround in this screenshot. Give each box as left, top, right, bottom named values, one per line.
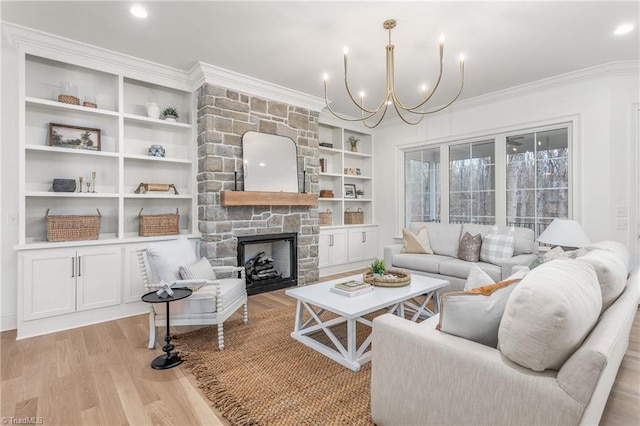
left=196, top=83, right=320, bottom=286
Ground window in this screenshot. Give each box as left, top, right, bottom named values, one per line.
left=449, top=140, right=495, bottom=225
left=506, top=128, right=569, bottom=238
left=405, top=148, right=440, bottom=225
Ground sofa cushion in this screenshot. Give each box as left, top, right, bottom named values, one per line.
left=392, top=253, right=451, bottom=274
left=146, top=238, right=198, bottom=283
left=498, top=259, right=602, bottom=371
left=401, top=227, right=433, bottom=254
left=576, top=249, right=627, bottom=312
left=424, top=223, right=462, bottom=258
left=439, top=258, right=502, bottom=282
left=461, top=224, right=535, bottom=255
left=586, top=240, right=630, bottom=273
left=458, top=232, right=482, bottom=262
left=480, top=227, right=515, bottom=265
left=437, top=274, right=524, bottom=347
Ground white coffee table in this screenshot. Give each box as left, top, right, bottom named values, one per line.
left=285, top=273, right=448, bottom=371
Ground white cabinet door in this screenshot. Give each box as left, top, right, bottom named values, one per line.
left=348, top=226, right=378, bottom=262
left=319, top=229, right=348, bottom=268
left=22, top=249, right=76, bottom=321
left=76, top=246, right=122, bottom=311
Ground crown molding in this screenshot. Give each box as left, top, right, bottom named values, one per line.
left=2, top=22, right=192, bottom=91
left=379, top=60, right=640, bottom=128
left=189, top=61, right=326, bottom=112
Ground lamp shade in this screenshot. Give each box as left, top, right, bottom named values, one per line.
left=537, top=219, right=590, bottom=248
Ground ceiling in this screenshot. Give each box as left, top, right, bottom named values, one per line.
left=2, top=1, right=638, bottom=117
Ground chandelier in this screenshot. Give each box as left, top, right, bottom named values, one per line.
left=322, top=19, right=465, bottom=128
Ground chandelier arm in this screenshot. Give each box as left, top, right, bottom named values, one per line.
left=324, top=81, right=381, bottom=122
left=397, top=43, right=445, bottom=112
left=406, top=62, right=464, bottom=115
left=343, top=56, right=386, bottom=115
left=392, top=101, right=426, bottom=125
left=360, top=103, right=391, bottom=129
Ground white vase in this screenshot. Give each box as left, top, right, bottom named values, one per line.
left=146, top=102, right=160, bottom=119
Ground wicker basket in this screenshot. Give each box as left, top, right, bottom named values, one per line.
left=344, top=208, right=364, bottom=225
left=319, top=209, right=332, bottom=226
left=57, top=94, right=80, bottom=105
left=46, top=208, right=101, bottom=242
left=139, top=208, right=180, bottom=237
left=363, top=269, right=411, bottom=287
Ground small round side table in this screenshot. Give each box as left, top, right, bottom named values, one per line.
left=141, top=288, right=192, bottom=370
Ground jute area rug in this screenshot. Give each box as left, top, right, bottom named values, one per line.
left=175, top=306, right=374, bottom=426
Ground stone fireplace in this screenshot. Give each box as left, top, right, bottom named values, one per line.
left=238, top=233, right=297, bottom=295
left=196, top=83, right=320, bottom=287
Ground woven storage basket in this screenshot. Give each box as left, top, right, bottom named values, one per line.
left=46, top=208, right=101, bottom=242
left=57, top=94, right=80, bottom=105
left=344, top=208, right=364, bottom=225
left=319, top=209, right=333, bottom=226
left=363, top=269, right=411, bottom=287
left=139, top=208, right=180, bottom=237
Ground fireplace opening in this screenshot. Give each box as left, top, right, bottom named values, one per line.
left=237, top=233, right=298, bottom=295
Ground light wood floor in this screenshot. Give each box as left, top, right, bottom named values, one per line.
left=1, top=271, right=638, bottom=425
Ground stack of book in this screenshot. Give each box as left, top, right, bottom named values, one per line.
left=330, top=280, right=373, bottom=297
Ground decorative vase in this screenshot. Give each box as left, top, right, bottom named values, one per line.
left=148, top=145, right=165, bottom=157
left=146, top=102, right=160, bottom=119
left=58, top=81, right=79, bottom=105
left=351, top=145, right=357, bottom=152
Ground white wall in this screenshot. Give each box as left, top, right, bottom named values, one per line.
left=373, top=62, right=640, bottom=268
left=1, top=42, right=19, bottom=330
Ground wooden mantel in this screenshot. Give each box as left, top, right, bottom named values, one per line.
left=220, top=191, right=318, bottom=207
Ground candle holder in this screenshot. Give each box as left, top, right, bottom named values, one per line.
left=302, top=170, right=307, bottom=193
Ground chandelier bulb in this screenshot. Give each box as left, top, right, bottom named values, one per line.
left=439, top=34, right=445, bottom=45
left=359, top=91, right=365, bottom=98
left=323, top=72, right=328, bottom=81
left=459, top=53, right=465, bottom=62
left=343, top=46, right=349, bottom=56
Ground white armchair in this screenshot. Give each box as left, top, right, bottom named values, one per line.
left=138, top=237, right=248, bottom=350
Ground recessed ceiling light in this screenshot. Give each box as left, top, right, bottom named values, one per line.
left=614, top=24, right=634, bottom=35
left=130, top=5, right=148, bottom=19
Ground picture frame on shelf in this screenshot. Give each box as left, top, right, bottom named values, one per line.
left=344, top=183, right=356, bottom=199
left=49, top=123, right=101, bottom=151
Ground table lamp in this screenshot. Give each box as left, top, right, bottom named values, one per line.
left=537, top=219, right=590, bottom=250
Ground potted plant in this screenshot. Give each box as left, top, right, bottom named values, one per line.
left=162, top=107, right=179, bottom=122
left=370, top=258, right=387, bottom=278
left=355, top=189, right=365, bottom=199
left=348, top=135, right=360, bottom=152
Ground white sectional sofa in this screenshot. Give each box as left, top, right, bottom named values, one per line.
left=371, top=242, right=639, bottom=426
left=384, top=222, right=538, bottom=293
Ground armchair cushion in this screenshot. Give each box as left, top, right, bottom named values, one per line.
left=154, top=277, right=246, bottom=315
left=146, top=238, right=197, bottom=283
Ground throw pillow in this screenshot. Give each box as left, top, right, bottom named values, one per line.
left=498, top=259, right=602, bottom=371
left=401, top=226, right=434, bottom=254
left=480, top=226, right=515, bottom=265
left=179, top=257, right=216, bottom=281
left=464, top=264, right=495, bottom=291
left=437, top=276, right=522, bottom=348
left=458, top=232, right=482, bottom=262
left=576, top=249, right=627, bottom=312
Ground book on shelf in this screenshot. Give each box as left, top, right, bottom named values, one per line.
left=330, top=285, right=374, bottom=298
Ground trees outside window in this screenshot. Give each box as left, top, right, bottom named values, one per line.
left=449, top=140, right=495, bottom=225
left=405, top=148, right=440, bottom=225
left=507, top=128, right=569, bottom=238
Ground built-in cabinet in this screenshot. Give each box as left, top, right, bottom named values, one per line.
left=15, top=43, right=197, bottom=338
left=318, top=118, right=378, bottom=276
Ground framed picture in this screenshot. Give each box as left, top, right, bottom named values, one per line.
left=344, top=183, right=356, bottom=199
left=49, top=123, right=101, bottom=151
